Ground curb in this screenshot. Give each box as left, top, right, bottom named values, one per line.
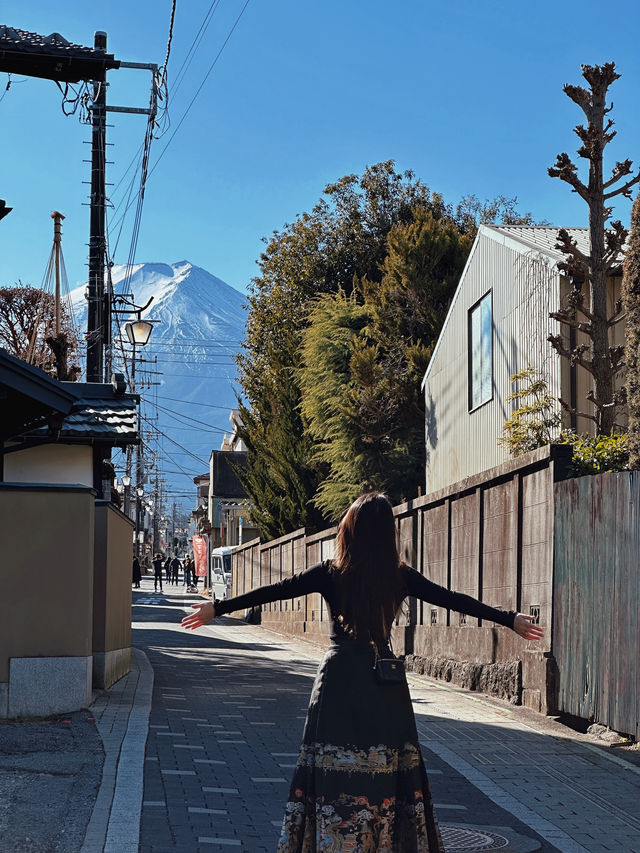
left=81, top=647, right=154, bottom=853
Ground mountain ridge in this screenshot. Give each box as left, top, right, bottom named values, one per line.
left=70, top=261, right=247, bottom=507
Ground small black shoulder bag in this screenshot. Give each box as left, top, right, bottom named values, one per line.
left=372, top=639, right=406, bottom=684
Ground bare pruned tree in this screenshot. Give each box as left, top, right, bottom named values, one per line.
left=0, top=284, right=80, bottom=380
left=547, top=62, right=639, bottom=435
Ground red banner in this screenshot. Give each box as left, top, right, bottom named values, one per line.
left=192, top=535, right=208, bottom=577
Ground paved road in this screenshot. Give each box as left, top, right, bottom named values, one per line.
left=127, top=577, right=640, bottom=853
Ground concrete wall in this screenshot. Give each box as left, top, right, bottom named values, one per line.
left=230, top=445, right=572, bottom=714
left=0, top=484, right=95, bottom=718
left=93, top=501, right=133, bottom=689
left=4, top=444, right=94, bottom=487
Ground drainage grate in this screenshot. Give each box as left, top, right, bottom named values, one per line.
left=441, top=824, right=509, bottom=851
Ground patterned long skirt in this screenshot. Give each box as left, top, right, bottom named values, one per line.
left=275, top=638, right=445, bottom=852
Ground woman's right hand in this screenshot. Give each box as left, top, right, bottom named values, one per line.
left=182, top=601, right=215, bottom=630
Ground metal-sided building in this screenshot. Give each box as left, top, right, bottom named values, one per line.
left=422, top=224, right=624, bottom=495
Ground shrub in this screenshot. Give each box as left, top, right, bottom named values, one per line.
left=560, top=431, right=629, bottom=476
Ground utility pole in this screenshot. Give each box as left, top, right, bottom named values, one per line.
left=86, top=30, right=107, bottom=383
left=51, top=211, right=65, bottom=334
left=152, top=467, right=160, bottom=556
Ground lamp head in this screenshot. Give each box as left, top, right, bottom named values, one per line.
left=125, top=316, right=154, bottom=346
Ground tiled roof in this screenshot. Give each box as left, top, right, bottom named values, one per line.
left=485, top=225, right=625, bottom=268
left=0, top=25, right=119, bottom=82
left=0, top=26, right=95, bottom=55
left=23, top=387, right=139, bottom=446
left=57, top=400, right=138, bottom=442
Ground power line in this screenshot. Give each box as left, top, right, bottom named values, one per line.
left=154, top=372, right=236, bottom=379
left=112, top=0, right=252, bottom=243
left=171, top=0, right=222, bottom=99
left=157, top=394, right=234, bottom=410
left=140, top=412, right=209, bottom=465
left=154, top=401, right=229, bottom=433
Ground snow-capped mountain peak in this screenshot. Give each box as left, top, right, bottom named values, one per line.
left=70, top=261, right=247, bottom=505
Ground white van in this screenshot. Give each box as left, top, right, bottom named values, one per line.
left=210, top=546, right=234, bottom=601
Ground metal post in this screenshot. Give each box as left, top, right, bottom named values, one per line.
left=132, top=342, right=144, bottom=557
left=87, top=30, right=107, bottom=383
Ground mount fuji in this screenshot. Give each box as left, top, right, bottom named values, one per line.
left=69, top=261, right=247, bottom=507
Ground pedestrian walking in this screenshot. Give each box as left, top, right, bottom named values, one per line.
left=132, top=556, right=141, bottom=588
left=164, top=555, right=172, bottom=584
left=152, top=553, right=164, bottom=592
left=183, top=491, right=542, bottom=851
left=183, top=555, right=192, bottom=587
left=171, top=555, right=181, bottom=585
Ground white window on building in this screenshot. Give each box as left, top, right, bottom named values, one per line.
left=468, top=291, right=493, bottom=410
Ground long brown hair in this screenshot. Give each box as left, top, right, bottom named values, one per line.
left=331, top=492, right=405, bottom=643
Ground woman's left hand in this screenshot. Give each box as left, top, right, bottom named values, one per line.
left=513, top=613, right=544, bottom=641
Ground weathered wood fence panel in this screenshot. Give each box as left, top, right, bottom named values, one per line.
left=554, top=473, right=640, bottom=739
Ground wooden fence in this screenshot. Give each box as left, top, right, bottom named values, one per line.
left=231, top=444, right=573, bottom=713
left=554, top=472, right=640, bottom=739
left=231, top=451, right=640, bottom=735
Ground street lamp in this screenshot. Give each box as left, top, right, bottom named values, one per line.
left=134, top=486, right=145, bottom=557
left=121, top=474, right=131, bottom=518
left=124, top=315, right=154, bottom=346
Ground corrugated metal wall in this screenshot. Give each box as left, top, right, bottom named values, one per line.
left=424, top=231, right=563, bottom=493
left=424, top=229, right=624, bottom=495
left=554, top=473, right=640, bottom=739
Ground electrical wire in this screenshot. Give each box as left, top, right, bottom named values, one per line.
left=140, top=412, right=209, bottom=465
left=170, top=0, right=222, bottom=99
left=154, top=401, right=229, bottom=433
left=157, top=395, right=235, bottom=410
left=149, top=0, right=252, bottom=177
left=111, top=0, right=253, bottom=238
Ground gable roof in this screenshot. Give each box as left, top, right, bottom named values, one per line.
left=484, top=225, right=590, bottom=263
left=421, top=224, right=624, bottom=389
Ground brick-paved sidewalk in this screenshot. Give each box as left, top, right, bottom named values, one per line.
left=127, top=579, right=640, bottom=852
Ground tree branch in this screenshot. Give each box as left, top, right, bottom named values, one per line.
left=607, top=298, right=625, bottom=327
left=558, top=396, right=597, bottom=423
left=549, top=311, right=591, bottom=334
left=548, top=154, right=589, bottom=201
left=603, top=158, right=634, bottom=189
left=547, top=334, right=593, bottom=373
left=604, top=171, right=640, bottom=200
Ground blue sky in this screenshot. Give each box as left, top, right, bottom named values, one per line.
left=1, top=0, right=639, bottom=295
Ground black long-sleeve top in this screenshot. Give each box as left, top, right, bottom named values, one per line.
left=214, top=562, right=516, bottom=634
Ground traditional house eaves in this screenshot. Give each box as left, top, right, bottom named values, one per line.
left=16, top=381, right=139, bottom=447
left=0, top=25, right=120, bottom=83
